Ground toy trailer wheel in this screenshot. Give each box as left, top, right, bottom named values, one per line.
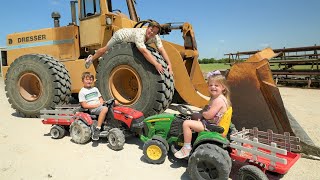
left=188, top=144, right=231, bottom=180
left=143, top=139, right=167, bottom=164
left=107, top=128, right=125, bottom=151
left=237, top=165, right=268, bottom=180
left=70, top=120, right=91, bottom=144
left=50, top=125, right=66, bottom=139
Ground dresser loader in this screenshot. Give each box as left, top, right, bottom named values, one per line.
left=2, top=0, right=319, bottom=156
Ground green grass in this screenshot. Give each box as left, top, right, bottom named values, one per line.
left=199, top=63, right=231, bottom=73
left=269, top=63, right=315, bottom=70
left=201, top=63, right=313, bottom=73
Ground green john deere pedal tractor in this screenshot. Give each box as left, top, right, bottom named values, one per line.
left=140, top=105, right=235, bottom=180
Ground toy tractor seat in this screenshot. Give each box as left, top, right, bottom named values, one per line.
left=199, top=107, right=233, bottom=136
left=218, top=107, right=233, bottom=137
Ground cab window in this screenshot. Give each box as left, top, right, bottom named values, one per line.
left=80, top=0, right=101, bottom=19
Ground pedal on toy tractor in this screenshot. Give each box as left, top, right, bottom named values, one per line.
left=41, top=99, right=144, bottom=150
left=140, top=104, right=234, bottom=179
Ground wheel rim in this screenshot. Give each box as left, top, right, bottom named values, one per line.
left=108, top=65, right=142, bottom=105
left=72, top=124, right=82, bottom=137
left=197, top=160, right=218, bottom=179
left=146, top=145, right=162, bottom=160
left=51, top=129, right=59, bottom=138
left=18, top=73, right=42, bottom=102
left=108, top=133, right=117, bottom=146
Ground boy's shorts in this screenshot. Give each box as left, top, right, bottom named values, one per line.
left=90, top=105, right=106, bottom=115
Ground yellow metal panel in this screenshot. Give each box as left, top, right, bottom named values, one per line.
left=6, top=26, right=80, bottom=65
left=63, top=60, right=96, bottom=93
left=79, top=16, right=101, bottom=47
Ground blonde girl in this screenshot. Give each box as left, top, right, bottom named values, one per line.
left=174, top=74, right=231, bottom=159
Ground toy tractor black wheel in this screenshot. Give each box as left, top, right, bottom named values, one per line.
left=237, top=165, right=268, bottom=180
left=143, top=139, right=167, bottom=164
left=50, top=125, right=66, bottom=139
left=107, top=128, right=125, bottom=150
left=96, top=43, right=174, bottom=117
left=188, top=144, right=231, bottom=180
left=4, top=54, right=71, bottom=117
left=70, top=120, right=91, bottom=144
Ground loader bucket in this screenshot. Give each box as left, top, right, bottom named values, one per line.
left=161, top=40, right=209, bottom=108
left=227, top=48, right=320, bottom=157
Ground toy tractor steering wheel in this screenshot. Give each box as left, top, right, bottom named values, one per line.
left=104, top=99, right=115, bottom=108
left=177, top=105, right=194, bottom=116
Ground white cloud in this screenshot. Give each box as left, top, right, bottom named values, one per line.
left=259, top=43, right=270, bottom=47
left=50, top=0, right=60, bottom=5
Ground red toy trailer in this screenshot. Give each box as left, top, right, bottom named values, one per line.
left=229, top=127, right=301, bottom=179
left=41, top=100, right=144, bottom=150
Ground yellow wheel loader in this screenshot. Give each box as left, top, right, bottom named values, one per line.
left=2, top=0, right=319, bottom=156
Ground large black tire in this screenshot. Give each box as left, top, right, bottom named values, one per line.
left=96, top=43, right=174, bottom=117
left=188, top=144, right=231, bottom=180
left=237, top=165, right=268, bottom=180
left=143, top=139, right=167, bottom=164
left=70, top=120, right=91, bottom=144
left=5, top=54, right=71, bottom=117
left=107, top=128, right=125, bottom=150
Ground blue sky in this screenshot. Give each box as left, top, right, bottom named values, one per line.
left=1, top=0, right=319, bottom=59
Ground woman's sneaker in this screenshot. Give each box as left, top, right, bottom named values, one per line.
left=85, top=61, right=92, bottom=69
left=85, top=55, right=93, bottom=69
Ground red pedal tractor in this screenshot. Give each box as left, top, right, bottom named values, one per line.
left=41, top=99, right=144, bottom=150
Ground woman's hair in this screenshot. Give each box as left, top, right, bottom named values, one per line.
left=81, top=72, right=94, bottom=81
left=207, top=74, right=232, bottom=107
left=148, top=21, right=161, bottom=34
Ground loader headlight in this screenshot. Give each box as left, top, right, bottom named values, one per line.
left=106, top=17, right=112, bottom=25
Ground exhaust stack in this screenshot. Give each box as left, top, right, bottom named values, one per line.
left=51, top=12, right=61, bottom=27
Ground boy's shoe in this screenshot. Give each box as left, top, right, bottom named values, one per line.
left=92, top=126, right=100, bottom=141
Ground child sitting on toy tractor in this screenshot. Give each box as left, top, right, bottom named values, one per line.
left=78, top=72, right=120, bottom=140
left=139, top=72, right=234, bottom=179
left=174, top=73, right=232, bottom=158
left=41, top=72, right=144, bottom=150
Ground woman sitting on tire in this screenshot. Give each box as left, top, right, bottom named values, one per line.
left=85, top=21, right=173, bottom=75
left=174, top=71, right=232, bottom=159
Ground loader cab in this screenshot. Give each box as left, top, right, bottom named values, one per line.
left=77, top=0, right=137, bottom=49
left=78, top=0, right=105, bottom=48
left=80, top=0, right=101, bottom=18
